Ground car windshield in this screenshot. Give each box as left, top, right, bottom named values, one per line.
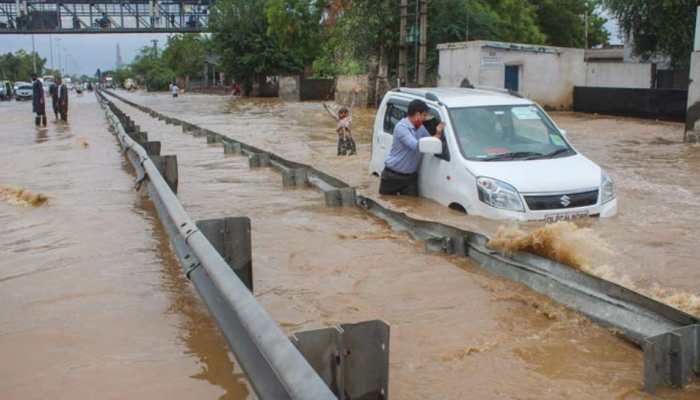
left=19, top=85, right=32, bottom=90
left=448, top=105, right=574, bottom=161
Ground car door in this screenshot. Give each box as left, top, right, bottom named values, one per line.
left=418, top=106, right=455, bottom=205
left=370, top=98, right=409, bottom=174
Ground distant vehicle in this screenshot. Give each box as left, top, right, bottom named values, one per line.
left=15, top=84, right=33, bottom=101
left=124, top=78, right=136, bottom=91
left=0, top=81, right=8, bottom=100
left=43, top=75, right=55, bottom=92
left=370, top=87, right=617, bottom=221
left=104, top=76, right=114, bottom=89
left=64, top=77, right=74, bottom=91
left=14, top=81, right=30, bottom=92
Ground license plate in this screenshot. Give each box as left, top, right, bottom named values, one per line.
left=544, top=211, right=589, bottom=223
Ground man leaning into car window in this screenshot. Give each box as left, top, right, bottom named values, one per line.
left=379, top=99, right=444, bottom=196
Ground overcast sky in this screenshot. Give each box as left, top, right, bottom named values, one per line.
left=0, top=11, right=623, bottom=77
left=0, top=33, right=170, bottom=76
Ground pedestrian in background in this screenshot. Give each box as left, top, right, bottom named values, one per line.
left=323, top=102, right=357, bottom=156
left=30, top=73, right=47, bottom=127
left=171, top=82, right=179, bottom=98
left=49, top=78, right=60, bottom=120
left=58, top=79, right=69, bottom=122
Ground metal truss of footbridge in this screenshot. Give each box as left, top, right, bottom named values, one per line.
left=0, top=1, right=213, bottom=34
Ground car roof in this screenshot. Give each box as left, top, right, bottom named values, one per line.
left=389, top=87, right=534, bottom=108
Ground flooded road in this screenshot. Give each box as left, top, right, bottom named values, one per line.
left=0, top=96, right=248, bottom=399
left=116, top=91, right=700, bottom=313
left=3, top=90, right=699, bottom=399
left=106, top=92, right=700, bottom=399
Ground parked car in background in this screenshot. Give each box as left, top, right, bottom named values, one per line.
left=0, top=81, right=8, bottom=100
left=15, top=84, right=33, bottom=101
left=14, top=81, right=30, bottom=93
left=370, top=87, right=618, bottom=221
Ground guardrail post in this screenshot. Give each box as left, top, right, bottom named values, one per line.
left=133, top=131, right=149, bottom=147
left=324, top=188, right=357, bottom=207
left=192, top=129, right=206, bottom=138
left=643, top=325, right=700, bottom=393
left=249, top=153, right=271, bottom=168
left=144, top=141, right=162, bottom=156
left=224, top=141, right=242, bottom=155
left=282, top=168, right=308, bottom=188
left=291, top=320, right=390, bottom=400
left=151, top=155, right=179, bottom=194
left=196, top=217, right=253, bottom=291
left=207, top=133, right=223, bottom=144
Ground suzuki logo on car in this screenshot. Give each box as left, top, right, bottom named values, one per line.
left=560, top=195, right=571, bottom=207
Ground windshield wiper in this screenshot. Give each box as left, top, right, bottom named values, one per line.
left=525, top=148, right=572, bottom=160
left=481, top=151, right=543, bottom=161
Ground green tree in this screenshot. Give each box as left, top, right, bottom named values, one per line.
left=604, top=0, right=697, bottom=68
left=531, top=0, right=609, bottom=48
left=312, top=0, right=398, bottom=77
left=0, top=50, right=46, bottom=81
left=427, top=0, right=545, bottom=74
left=210, top=0, right=300, bottom=92
left=265, top=0, right=325, bottom=69
left=162, top=34, right=206, bottom=86
left=130, top=47, right=175, bottom=91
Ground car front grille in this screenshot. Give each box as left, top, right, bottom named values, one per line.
left=524, top=190, right=599, bottom=211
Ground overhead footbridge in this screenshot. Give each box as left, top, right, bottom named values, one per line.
left=0, top=0, right=213, bottom=34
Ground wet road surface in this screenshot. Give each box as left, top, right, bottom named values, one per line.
left=116, top=91, right=700, bottom=315
left=3, top=90, right=699, bottom=399
left=105, top=92, right=700, bottom=399
left=0, top=95, right=248, bottom=399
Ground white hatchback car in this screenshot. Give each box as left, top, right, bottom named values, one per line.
left=369, top=87, right=618, bottom=221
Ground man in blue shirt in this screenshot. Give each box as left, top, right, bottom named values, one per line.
left=379, top=99, right=444, bottom=196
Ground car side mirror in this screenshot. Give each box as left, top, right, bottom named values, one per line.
left=559, top=128, right=567, bottom=137
left=419, top=137, right=443, bottom=155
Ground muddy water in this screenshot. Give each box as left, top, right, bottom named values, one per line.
left=108, top=93, right=700, bottom=399
left=0, top=96, right=248, bottom=399
left=118, top=91, right=700, bottom=309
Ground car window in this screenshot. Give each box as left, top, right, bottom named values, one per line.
left=383, top=102, right=408, bottom=134
left=448, top=105, right=573, bottom=161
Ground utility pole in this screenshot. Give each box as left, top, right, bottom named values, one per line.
left=685, top=1, right=700, bottom=142
left=151, top=39, right=158, bottom=57
left=56, top=38, right=62, bottom=75
left=465, top=6, right=469, bottom=41
left=584, top=11, right=588, bottom=49
left=417, top=0, right=428, bottom=86
left=31, top=34, right=36, bottom=73
left=49, top=33, right=53, bottom=70
left=398, top=0, right=408, bottom=86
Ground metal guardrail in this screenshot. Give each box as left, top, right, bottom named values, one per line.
left=96, top=91, right=390, bottom=400
left=100, top=89, right=700, bottom=393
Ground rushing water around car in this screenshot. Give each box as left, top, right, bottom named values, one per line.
left=118, top=91, right=700, bottom=307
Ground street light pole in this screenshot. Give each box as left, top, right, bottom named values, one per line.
left=31, top=34, right=36, bottom=73
left=49, top=33, right=53, bottom=70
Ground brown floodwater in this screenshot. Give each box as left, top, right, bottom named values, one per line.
left=102, top=91, right=700, bottom=399
left=0, top=96, right=249, bottom=399
left=116, top=90, right=700, bottom=313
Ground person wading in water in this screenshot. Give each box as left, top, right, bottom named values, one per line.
left=31, top=73, right=47, bottom=127
left=379, top=99, right=444, bottom=196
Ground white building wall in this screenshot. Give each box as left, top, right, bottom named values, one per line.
left=437, top=43, right=481, bottom=87
left=438, top=41, right=584, bottom=109
left=584, top=63, right=653, bottom=88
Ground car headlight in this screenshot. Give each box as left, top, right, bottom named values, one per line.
left=476, top=177, right=524, bottom=212
left=601, top=171, right=615, bottom=204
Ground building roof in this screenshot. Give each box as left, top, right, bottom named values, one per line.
left=584, top=47, right=624, bottom=61
left=436, top=40, right=582, bottom=55
left=393, top=87, right=534, bottom=108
